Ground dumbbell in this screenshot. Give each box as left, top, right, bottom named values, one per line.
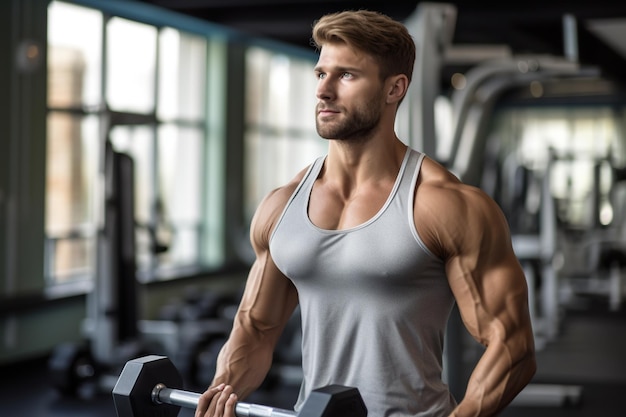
left=112, top=355, right=367, bottom=417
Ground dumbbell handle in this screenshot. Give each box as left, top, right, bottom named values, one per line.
left=152, top=383, right=296, bottom=417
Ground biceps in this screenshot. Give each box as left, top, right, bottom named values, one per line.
left=237, top=252, right=298, bottom=337
left=447, top=254, right=531, bottom=345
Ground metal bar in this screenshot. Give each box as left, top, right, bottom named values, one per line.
left=562, top=14, right=579, bottom=62
left=153, top=384, right=200, bottom=409
left=153, top=385, right=296, bottom=417
left=235, top=403, right=295, bottom=417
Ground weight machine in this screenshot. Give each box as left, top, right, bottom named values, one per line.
left=48, top=137, right=147, bottom=396
left=399, top=2, right=626, bottom=409
left=49, top=124, right=233, bottom=396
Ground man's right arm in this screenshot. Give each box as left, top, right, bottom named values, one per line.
left=195, top=180, right=302, bottom=417
left=213, top=247, right=299, bottom=394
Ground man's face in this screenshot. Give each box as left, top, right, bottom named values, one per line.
left=314, top=43, right=386, bottom=142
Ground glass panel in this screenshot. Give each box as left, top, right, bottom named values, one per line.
left=245, top=47, right=270, bottom=126
left=244, top=131, right=324, bottom=219
left=244, top=47, right=322, bottom=217
left=157, top=125, right=203, bottom=267
left=48, top=237, right=95, bottom=283
left=107, top=17, right=157, bottom=113
left=158, top=28, right=207, bottom=121
left=47, top=1, right=102, bottom=108
left=286, top=58, right=317, bottom=130
left=176, top=227, right=198, bottom=263
left=488, top=106, right=619, bottom=230
left=46, top=113, right=99, bottom=282
left=266, top=54, right=291, bottom=129
left=158, top=125, right=202, bottom=223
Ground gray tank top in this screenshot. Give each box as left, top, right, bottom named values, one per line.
left=270, top=148, right=457, bottom=417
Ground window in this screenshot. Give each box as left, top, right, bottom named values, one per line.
left=46, top=1, right=103, bottom=283
left=487, top=106, right=625, bottom=231
left=46, top=1, right=218, bottom=285
left=106, top=17, right=157, bottom=113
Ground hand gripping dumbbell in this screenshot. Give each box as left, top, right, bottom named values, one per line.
left=112, top=355, right=368, bottom=417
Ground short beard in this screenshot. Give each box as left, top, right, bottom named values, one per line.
left=315, top=93, right=384, bottom=143
left=316, top=112, right=380, bottom=144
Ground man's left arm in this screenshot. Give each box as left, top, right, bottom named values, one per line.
left=443, top=187, right=537, bottom=417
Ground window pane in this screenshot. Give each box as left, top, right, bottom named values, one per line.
left=157, top=125, right=203, bottom=267
left=245, top=47, right=271, bottom=126
left=159, top=125, right=202, bottom=223
left=244, top=47, right=322, bottom=217
left=107, top=17, right=157, bottom=113
left=47, top=236, right=95, bottom=283
left=489, top=106, right=619, bottom=229
left=246, top=48, right=316, bottom=130
left=170, top=228, right=198, bottom=265
left=287, top=59, right=317, bottom=129
left=244, top=131, right=324, bottom=218
left=47, top=1, right=102, bottom=108
left=158, top=28, right=207, bottom=121
left=46, top=113, right=99, bottom=282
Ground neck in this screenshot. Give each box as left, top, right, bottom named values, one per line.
left=323, top=137, right=408, bottom=191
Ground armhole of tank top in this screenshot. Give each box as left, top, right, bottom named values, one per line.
left=408, top=152, right=442, bottom=261
left=269, top=157, right=324, bottom=245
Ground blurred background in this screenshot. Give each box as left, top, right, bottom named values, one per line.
left=1, top=0, right=626, bottom=416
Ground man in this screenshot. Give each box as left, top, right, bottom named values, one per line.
left=196, top=9, right=536, bottom=417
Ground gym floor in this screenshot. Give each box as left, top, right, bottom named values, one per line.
left=2, top=298, right=624, bottom=417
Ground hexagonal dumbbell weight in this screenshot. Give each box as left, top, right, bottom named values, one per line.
left=112, top=355, right=368, bottom=417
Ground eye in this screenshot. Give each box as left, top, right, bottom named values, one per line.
left=316, top=72, right=326, bottom=80
left=341, top=72, right=354, bottom=79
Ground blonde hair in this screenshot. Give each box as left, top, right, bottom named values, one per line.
left=312, top=10, right=416, bottom=83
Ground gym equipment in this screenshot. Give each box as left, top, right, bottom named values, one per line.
left=400, top=5, right=599, bottom=408
left=112, top=355, right=367, bottom=417
left=49, top=139, right=237, bottom=397
left=49, top=144, right=148, bottom=397
left=48, top=342, right=98, bottom=397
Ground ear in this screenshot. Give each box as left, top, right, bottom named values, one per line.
left=386, top=74, right=409, bottom=104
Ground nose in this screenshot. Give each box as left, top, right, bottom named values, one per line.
left=316, top=77, right=334, bottom=101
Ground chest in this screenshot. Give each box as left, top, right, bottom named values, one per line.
left=271, top=181, right=443, bottom=292
left=307, top=179, right=395, bottom=230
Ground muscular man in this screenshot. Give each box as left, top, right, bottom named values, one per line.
left=196, top=9, right=536, bottom=417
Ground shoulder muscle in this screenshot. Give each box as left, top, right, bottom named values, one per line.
left=250, top=165, right=310, bottom=254
left=414, top=157, right=512, bottom=262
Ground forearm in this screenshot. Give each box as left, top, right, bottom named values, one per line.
left=209, top=247, right=298, bottom=399
left=449, top=340, right=536, bottom=417
left=211, top=321, right=277, bottom=400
